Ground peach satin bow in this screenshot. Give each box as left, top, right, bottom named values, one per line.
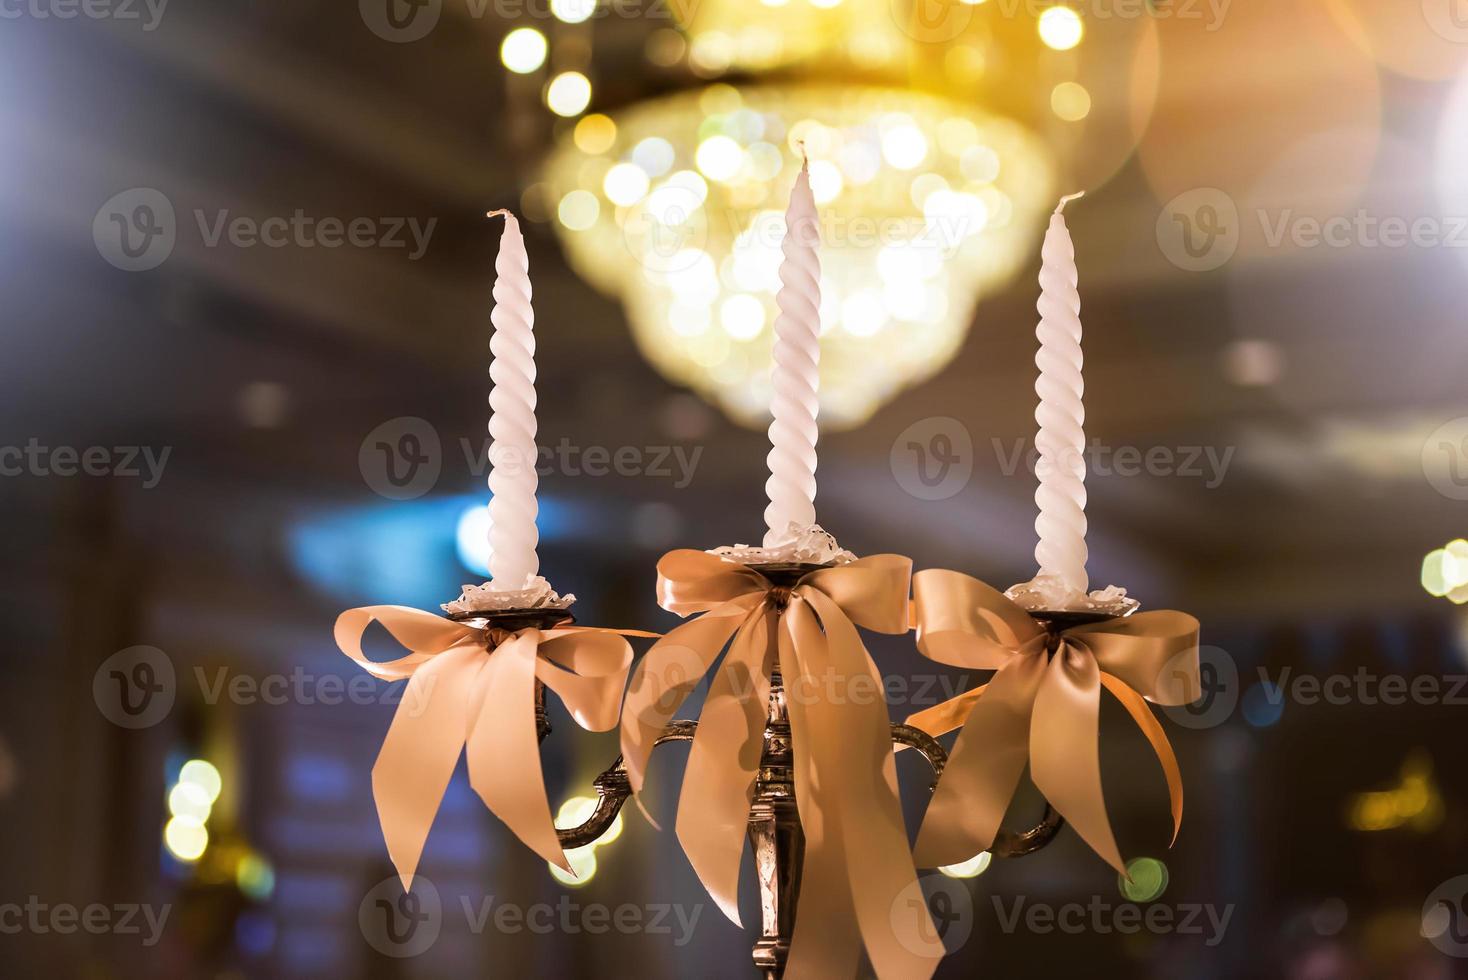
left=905, top=570, right=1201, bottom=873
left=335, top=605, right=645, bottom=890
left=621, top=550, right=944, bottom=980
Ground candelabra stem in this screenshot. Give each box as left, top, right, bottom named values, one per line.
left=747, top=669, right=801, bottom=979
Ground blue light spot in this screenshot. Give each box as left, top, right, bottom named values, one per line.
left=1242, top=681, right=1285, bottom=728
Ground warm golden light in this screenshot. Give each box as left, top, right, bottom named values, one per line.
left=1423, top=540, right=1468, bottom=602
left=1038, top=6, right=1084, bottom=51
left=550, top=0, right=596, bottom=24
left=543, top=84, right=1054, bottom=427
left=546, top=71, right=592, bottom=117
left=604, top=162, right=651, bottom=206
left=939, top=851, right=991, bottom=878
left=574, top=114, right=617, bottom=154
left=500, top=27, right=548, bottom=74
left=1051, top=81, right=1092, bottom=121
left=164, top=815, right=209, bottom=862
left=180, top=759, right=223, bottom=802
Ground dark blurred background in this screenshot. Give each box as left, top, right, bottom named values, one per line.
left=4, top=0, right=1468, bottom=977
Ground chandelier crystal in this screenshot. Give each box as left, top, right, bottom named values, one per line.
left=543, top=83, right=1055, bottom=427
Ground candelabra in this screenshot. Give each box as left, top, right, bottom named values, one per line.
left=458, top=566, right=1117, bottom=978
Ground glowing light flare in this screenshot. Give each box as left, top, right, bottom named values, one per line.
left=557, top=189, right=600, bottom=230
left=550, top=0, right=596, bottom=23
left=604, top=163, right=651, bottom=206
left=1051, top=81, right=1092, bottom=121
left=696, top=135, right=745, bottom=181
left=881, top=121, right=928, bottom=170
left=550, top=845, right=598, bottom=886
left=500, top=28, right=548, bottom=74
left=1118, top=858, right=1169, bottom=902
left=574, top=114, right=617, bottom=155
left=168, top=781, right=213, bottom=822
left=165, top=816, right=209, bottom=862
left=1038, top=6, right=1084, bottom=50
left=180, top=759, right=223, bottom=802
left=938, top=851, right=991, bottom=878
left=720, top=293, right=766, bottom=339
left=546, top=72, right=593, bottom=117
left=807, top=159, right=843, bottom=203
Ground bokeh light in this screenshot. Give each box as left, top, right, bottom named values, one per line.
left=1038, top=7, right=1084, bottom=51
left=500, top=28, right=548, bottom=74
left=1118, top=857, right=1169, bottom=903
left=165, top=815, right=209, bottom=862
left=546, top=72, right=593, bottom=117
left=180, top=759, right=223, bottom=803
left=939, top=851, right=992, bottom=879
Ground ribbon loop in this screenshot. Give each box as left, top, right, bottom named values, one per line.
left=335, top=605, right=638, bottom=889
left=621, top=551, right=940, bottom=980
left=905, top=569, right=1201, bottom=874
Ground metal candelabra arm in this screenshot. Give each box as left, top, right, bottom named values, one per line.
left=545, top=714, right=1063, bottom=859
left=888, top=722, right=1065, bottom=858
left=552, top=719, right=698, bottom=849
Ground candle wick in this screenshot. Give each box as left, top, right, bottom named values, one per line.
left=1055, top=191, right=1085, bottom=214
left=486, top=208, right=511, bottom=219
left=796, top=139, right=808, bottom=169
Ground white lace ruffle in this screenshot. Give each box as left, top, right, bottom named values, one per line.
left=1005, top=574, right=1140, bottom=617
left=707, top=523, right=856, bottom=567
left=441, top=575, right=576, bottom=616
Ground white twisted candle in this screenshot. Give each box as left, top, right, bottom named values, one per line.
left=487, top=210, right=540, bottom=591
left=1032, top=192, right=1088, bottom=594
left=763, top=158, right=821, bottom=547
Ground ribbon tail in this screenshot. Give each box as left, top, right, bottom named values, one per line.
left=777, top=608, right=862, bottom=980
left=619, top=597, right=759, bottom=796
left=790, top=590, right=944, bottom=980
left=370, top=641, right=484, bottom=892
left=676, top=609, right=775, bottom=926
left=465, top=633, right=569, bottom=872
left=1031, top=645, right=1127, bottom=875
left=901, top=683, right=987, bottom=742
left=1100, top=673, right=1185, bottom=847
left=913, top=656, right=1044, bottom=868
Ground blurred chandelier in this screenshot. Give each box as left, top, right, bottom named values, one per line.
left=522, top=0, right=1058, bottom=428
